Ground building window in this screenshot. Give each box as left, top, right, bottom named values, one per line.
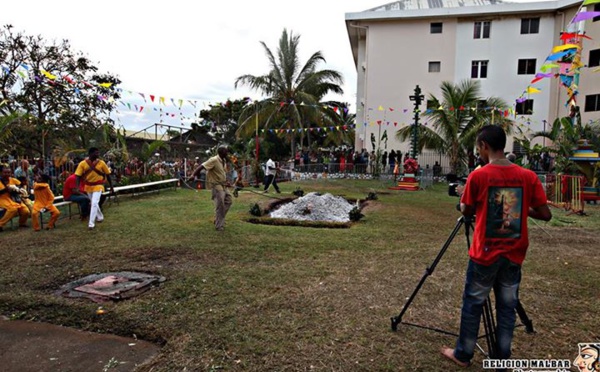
left=430, top=22, right=443, bottom=34
left=584, top=94, right=600, bottom=112
left=474, top=21, right=491, bottom=39
left=471, top=60, right=488, bottom=78
left=516, top=99, right=534, bottom=115
left=428, top=61, right=441, bottom=73
left=589, top=49, right=600, bottom=67
left=594, top=4, right=600, bottom=22
left=521, top=18, right=540, bottom=34
left=518, top=59, right=537, bottom=75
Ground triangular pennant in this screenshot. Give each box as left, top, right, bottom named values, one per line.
left=572, top=11, right=600, bottom=22
left=150, top=95, right=155, bottom=102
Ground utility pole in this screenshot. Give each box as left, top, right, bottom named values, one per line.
left=409, top=85, right=424, bottom=160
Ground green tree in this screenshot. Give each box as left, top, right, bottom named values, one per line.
left=318, top=102, right=355, bottom=148
left=0, top=24, right=121, bottom=157
left=527, top=115, right=600, bottom=175
left=199, top=97, right=252, bottom=154
left=395, top=80, right=511, bottom=175
left=234, top=29, right=344, bottom=156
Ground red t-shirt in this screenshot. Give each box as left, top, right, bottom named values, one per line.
left=460, top=164, right=547, bottom=266
left=62, top=174, right=85, bottom=200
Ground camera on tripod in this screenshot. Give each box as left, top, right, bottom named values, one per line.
left=447, top=175, right=467, bottom=197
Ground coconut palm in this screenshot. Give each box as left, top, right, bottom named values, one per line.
left=234, top=29, right=344, bottom=155
left=395, top=80, right=512, bottom=175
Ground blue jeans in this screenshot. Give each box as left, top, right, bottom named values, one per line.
left=454, top=257, right=522, bottom=363
left=66, top=194, right=90, bottom=218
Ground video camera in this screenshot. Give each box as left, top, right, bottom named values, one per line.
left=447, top=174, right=467, bottom=198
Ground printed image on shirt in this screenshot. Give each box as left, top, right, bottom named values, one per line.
left=485, top=187, right=523, bottom=239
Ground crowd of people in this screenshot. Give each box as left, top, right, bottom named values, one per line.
left=291, top=148, right=415, bottom=174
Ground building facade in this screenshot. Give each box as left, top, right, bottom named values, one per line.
left=346, top=0, right=600, bottom=155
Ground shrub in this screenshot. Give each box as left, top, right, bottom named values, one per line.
left=349, top=206, right=364, bottom=222
left=249, top=203, right=262, bottom=217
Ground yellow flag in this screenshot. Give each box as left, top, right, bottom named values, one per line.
left=583, top=0, right=600, bottom=5
left=41, top=69, right=56, bottom=80
left=159, top=97, right=166, bottom=105
left=98, top=82, right=113, bottom=88
left=378, top=105, right=384, bottom=111
left=552, top=44, right=580, bottom=53
left=526, top=87, right=541, bottom=94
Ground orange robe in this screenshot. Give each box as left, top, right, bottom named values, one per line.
left=32, top=182, right=60, bottom=231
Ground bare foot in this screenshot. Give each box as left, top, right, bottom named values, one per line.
left=441, top=347, right=470, bottom=368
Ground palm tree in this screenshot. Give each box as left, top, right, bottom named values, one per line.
left=234, top=29, right=344, bottom=156
left=395, top=80, right=512, bottom=175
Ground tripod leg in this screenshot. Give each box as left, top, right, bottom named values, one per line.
left=391, top=217, right=465, bottom=331
left=515, top=300, right=535, bottom=334
left=481, top=297, right=498, bottom=359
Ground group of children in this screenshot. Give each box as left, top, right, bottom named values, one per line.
left=0, top=164, right=60, bottom=232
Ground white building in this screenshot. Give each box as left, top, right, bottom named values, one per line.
left=345, top=0, right=600, bottom=156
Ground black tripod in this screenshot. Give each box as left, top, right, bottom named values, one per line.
left=390, top=215, right=534, bottom=358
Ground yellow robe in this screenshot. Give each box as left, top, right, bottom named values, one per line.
left=0, top=178, right=30, bottom=228
left=32, top=182, right=60, bottom=231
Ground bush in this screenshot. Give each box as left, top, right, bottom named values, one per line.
left=249, top=203, right=262, bottom=217
left=349, top=206, right=364, bottom=222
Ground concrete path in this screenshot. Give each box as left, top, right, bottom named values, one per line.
left=0, top=317, right=159, bottom=371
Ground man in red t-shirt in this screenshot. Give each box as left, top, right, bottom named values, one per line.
left=63, top=173, right=90, bottom=220
left=441, top=125, right=551, bottom=367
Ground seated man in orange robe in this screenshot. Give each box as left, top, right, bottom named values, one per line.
left=32, top=174, right=60, bottom=231
left=0, top=164, right=31, bottom=231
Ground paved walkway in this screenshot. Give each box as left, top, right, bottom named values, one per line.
left=0, top=317, right=159, bottom=371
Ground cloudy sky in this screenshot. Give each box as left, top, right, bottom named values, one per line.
left=2, top=0, right=389, bottom=131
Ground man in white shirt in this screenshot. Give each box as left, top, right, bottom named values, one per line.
left=263, top=157, right=281, bottom=193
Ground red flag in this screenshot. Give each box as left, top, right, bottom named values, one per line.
left=459, top=106, right=465, bottom=110
left=560, top=32, right=592, bottom=41
left=394, top=122, right=398, bottom=126
left=377, top=120, right=382, bottom=125
left=530, top=77, right=543, bottom=84
left=150, top=95, right=155, bottom=102
left=449, top=107, right=455, bottom=111
left=389, top=108, right=394, bottom=111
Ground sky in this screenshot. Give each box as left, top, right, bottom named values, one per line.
left=1, top=0, right=388, bottom=132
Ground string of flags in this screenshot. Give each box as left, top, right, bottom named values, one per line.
left=516, top=0, right=600, bottom=106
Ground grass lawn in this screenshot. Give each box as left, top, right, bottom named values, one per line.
left=0, top=180, right=598, bottom=371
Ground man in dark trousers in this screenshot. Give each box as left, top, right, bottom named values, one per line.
left=441, top=125, right=551, bottom=368
left=263, top=157, right=280, bottom=193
